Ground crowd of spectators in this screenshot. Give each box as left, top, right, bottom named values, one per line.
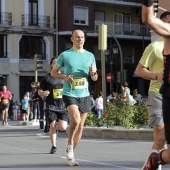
left=90, top=82, right=145, bottom=119
left=0, top=82, right=44, bottom=129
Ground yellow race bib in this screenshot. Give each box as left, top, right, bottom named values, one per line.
left=2, top=99, right=8, bottom=104
left=22, top=105, right=26, bottom=109
left=53, top=89, right=63, bottom=99
left=72, top=77, right=86, bottom=89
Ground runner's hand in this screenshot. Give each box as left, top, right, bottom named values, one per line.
left=65, top=75, right=74, bottom=83
left=89, top=65, right=96, bottom=75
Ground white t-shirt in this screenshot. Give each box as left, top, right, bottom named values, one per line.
left=95, top=97, right=103, bottom=109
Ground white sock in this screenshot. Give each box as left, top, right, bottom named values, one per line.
left=151, top=149, right=158, bottom=153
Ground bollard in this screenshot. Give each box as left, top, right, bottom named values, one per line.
left=17, top=109, right=21, bottom=120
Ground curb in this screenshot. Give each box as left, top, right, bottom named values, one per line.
left=18, top=121, right=39, bottom=126
left=15, top=121, right=154, bottom=140
left=82, top=127, right=154, bottom=140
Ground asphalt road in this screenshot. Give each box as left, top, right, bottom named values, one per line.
left=0, top=121, right=170, bottom=170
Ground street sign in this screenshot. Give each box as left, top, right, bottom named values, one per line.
left=106, top=73, right=114, bottom=82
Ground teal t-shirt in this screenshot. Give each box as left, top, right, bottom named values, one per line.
left=21, top=99, right=29, bottom=110
left=56, top=48, right=97, bottom=97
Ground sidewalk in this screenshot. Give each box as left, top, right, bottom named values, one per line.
left=1, top=119, right=39, bottom=126
left=5, top=120, right=154, bottom=140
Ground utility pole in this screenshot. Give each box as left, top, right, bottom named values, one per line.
left=98, top=24, right=107, bottom=110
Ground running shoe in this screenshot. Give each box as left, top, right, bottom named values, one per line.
left=142, top=152, right=159, bottom=170
left=66, top=144, right=74, bottom=160
left=5, top=121, right=8, bottom=126
left=66, top=157, right=78, bottom=166
left=50, top=146, right=57, bottom=154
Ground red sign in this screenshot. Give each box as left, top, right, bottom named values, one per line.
left=106, top=73, right=114, bottom=82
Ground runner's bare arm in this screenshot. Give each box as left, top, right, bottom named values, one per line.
left=135, top=63, right=163, bottom=81
left=142, top=1, right=170, bottom=37
left=38, top=89, right=50, bottom=97
left=51, top=65, right=74, bottom=82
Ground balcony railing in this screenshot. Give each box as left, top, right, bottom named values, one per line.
left=21, top=14, right=50, bottom=28
left=0, top=12, right=12, bottom=25
left=86, top=0, right=142, bottom=5
left=95, top=21, right=150, bottom=37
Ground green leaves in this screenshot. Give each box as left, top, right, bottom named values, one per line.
left=85, top=100, right=149, bottom=129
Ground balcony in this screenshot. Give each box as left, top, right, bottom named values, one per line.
left=0, top=12, right=12, bottom=26
left=21, top=14, right=50, bottom=28
left=95, top=21, right=150, bottom=38
left=86, top=0, right=142, bottom=6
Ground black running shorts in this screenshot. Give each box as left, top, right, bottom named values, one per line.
left=46, top=109, right=68, bottom=124
left=63, top=95, right=91, bottom=113
left=162, top=97, right=170, bottom=144
left=1, top=104, right=9, bottom=111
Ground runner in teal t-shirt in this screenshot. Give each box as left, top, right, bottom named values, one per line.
left=51, top=30, right=98, bottom=166
left=56, top=48, right=96, bottom=97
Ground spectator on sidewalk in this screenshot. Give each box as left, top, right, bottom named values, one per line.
left=34, top=81, right=44, bottom=130
left=25, top=91, right=31, bottom=120
left=95, top=92, right=103, bottom=119
left=133, top=89, right=143, bottom=104
left=9, top=93, right=14, bottom=119
left=107, top=91, right=114, bottom=102
left=122, top=82, right=136, bottom=105
left=30, top=82, right=39, bottom=121
left=90, top=94, right=96, bottom=114
left=21, top=94, right=29, bottom=121
left=13, top=101, right=19, bottom=120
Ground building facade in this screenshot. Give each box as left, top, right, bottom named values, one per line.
left=0, top=0, right=55, bottom=101
left=0, top=0, right=169, bottom=101
left=57, top=0, right=151, bottom=97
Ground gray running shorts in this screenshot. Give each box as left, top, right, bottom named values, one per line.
left=147, top=91, right=163, bottom=127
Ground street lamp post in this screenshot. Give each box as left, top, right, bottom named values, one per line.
left=107, top=33, right=124, bottom=83
left=105, top=44, right=118, bottom=93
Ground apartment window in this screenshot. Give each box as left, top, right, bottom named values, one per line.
left=74, top=6, right=88, bottom=25
left=123, top=14, right=132, bottom=33
left=113, top=13, right=123, bottom=34
left=113, top=13, right=132, bottom=34
left=0, top=75, right=7, bottom=89
left=95, top=11, right=104, bottom=21
left=0, top=34, right=7, bottom=58
left=29, top=0, right=38, bottom=26
left=123, top=46, right=134, bottom=63
left=95, top=11, right=105, bottom=30
left=19, top=36, right=46, bottom=59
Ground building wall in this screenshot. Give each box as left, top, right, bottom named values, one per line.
left=58, top=0, right=94, bottom=31
left=0, top=0, right=55, bottom=102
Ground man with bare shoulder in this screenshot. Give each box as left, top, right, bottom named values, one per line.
left=142, top=0, right=170, bottom=169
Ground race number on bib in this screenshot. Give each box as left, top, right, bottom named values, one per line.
left=72, top=77, right=86, bottom=89
left=22, top=105, right=26, bottom=109
left=2, top=99, right=8, bottom=104
left=53, top=89, right=63, bottom=99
